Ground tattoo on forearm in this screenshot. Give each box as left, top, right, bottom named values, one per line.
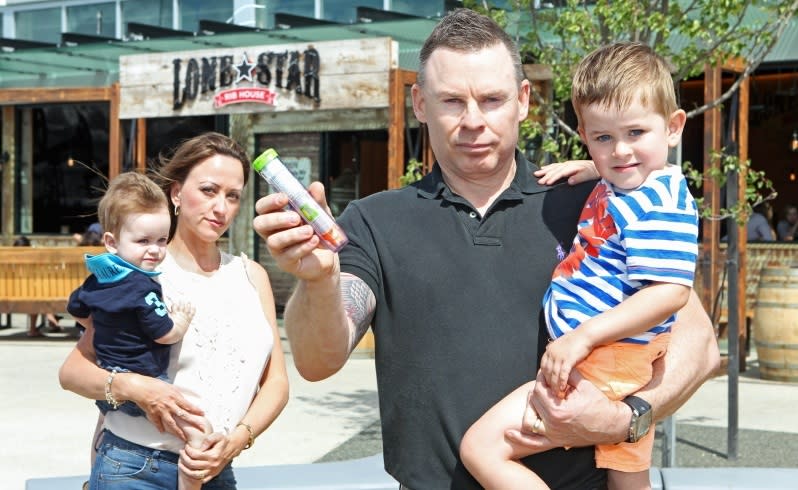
left=341, top=273, right=375, bottom=341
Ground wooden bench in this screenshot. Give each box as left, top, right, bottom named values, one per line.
left=0, top=246, right=105, bottom=321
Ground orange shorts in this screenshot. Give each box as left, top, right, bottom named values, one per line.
left=575, top=333, right=670, bottom=472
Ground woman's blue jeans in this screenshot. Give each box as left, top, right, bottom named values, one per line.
left=89, top=430, right=236, bottom=489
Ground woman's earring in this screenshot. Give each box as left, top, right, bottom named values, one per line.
left=174, top=205, right=180, bottom=216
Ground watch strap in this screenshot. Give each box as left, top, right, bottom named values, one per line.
left=621, top=395, right=652, bottom=443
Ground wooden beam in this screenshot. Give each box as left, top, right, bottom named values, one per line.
left=1, top=106, right=15, bottom=244
left=736, top=73, right=750, bottom=371
left=387, top=68, right=405, bottom=190
left=0, top=86, right=114, bottom=105
left=108, top=83, right=121, bottom=180
left=19, top=109, right=33, bottom=234
left=701, top=64, right=722, bottom=313
left=135, top=118, right=147, bottom=172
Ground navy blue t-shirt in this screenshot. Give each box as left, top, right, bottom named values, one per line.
left=68, top=254, right=174, bottom=377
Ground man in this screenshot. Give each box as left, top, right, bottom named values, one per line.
left=254, top=8, right=718, bottom=489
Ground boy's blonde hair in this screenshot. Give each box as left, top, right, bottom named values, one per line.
left=98, top=172, right=168, bottom=237
left=572, top=42, right=678, bottom=123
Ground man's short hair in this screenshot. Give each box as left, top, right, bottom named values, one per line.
left=417, top=8, right=523, bottom=87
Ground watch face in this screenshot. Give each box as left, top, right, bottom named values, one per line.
left=634, top=409, right=653, bottom=439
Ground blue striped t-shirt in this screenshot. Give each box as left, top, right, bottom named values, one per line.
left=543, top=165, right=699, bottom=344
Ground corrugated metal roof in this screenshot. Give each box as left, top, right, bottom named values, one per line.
left=767, top=15, right=798, bottom=64
left=0, top=18, right=438, bottom=90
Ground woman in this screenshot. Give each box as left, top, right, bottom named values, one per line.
left=746, top=202, right=776, bottom=242
left=59, top=132, right=289, bottom=489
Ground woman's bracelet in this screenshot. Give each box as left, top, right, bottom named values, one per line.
left=104, top=369, right=126, bottom=410
left=236, top=421, right=255, bottom=450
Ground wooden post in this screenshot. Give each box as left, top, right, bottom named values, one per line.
left=109, top=83, right=121, bottom=180
left=1, top=106, right=15, bottom=245
left=19, top=108, right=33, bottom=234
left=701, top=64, right=722, bottom=314
left=388, top=68, right=405, bottom=190
left=135, top=118, right=147, bottom=172
left=387, top=69, right=419, bottom=189
left=737, top=74, right=750, bottom=371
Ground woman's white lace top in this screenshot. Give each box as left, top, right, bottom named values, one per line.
left=105, top=251, right=274, bottom=452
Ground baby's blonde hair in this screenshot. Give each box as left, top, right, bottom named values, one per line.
left=98, top=171, right=168, bottom=238
left=572, top=42, right=678, bottom=124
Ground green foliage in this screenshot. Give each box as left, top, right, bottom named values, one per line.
left=399, top=158, right=425, bottom=186
left=465, top=0, right=795, bottom=220
left=682, top=152, right=777, bottom=226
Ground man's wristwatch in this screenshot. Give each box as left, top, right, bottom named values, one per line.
left=621, top=395, right=652, bottom=443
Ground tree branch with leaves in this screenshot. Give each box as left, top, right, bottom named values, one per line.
left=465, top=0, right=796, bottom=220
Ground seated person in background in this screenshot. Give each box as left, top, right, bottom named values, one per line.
left=68, top=172, right=207, bottom=490
left=776, top=204, right=798, bottom=241
left=746, top=202, right=775, bottom=241
left=74, top=222, right=103, bottom=246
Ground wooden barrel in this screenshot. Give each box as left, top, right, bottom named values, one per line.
left=754, top=266, right=798, bottom=382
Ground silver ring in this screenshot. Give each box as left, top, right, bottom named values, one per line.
left=196, top=470, right=206, bottom=480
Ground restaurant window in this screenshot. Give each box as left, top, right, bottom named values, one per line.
left=321, top=0, right=381, bottom=23
left=31, top=103, right=109, bottom=235
left=390, top=0, right=447, bottom=17
left=15, top=7, right=61, bottom=43
left=122, top=0, right=173, bottom=29
left=178, top=0, right=233, bottom=31
left=145, top=116, right=217, bottom=164
left=270, top=0, right=315, bottom=19
left=67, top=2, right=116, bottom=37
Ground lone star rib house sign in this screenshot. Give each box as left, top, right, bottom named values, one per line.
left=119, top=37, right=398, bottom=119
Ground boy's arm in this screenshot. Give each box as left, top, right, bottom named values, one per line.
left=541, top=282, right=691, bottom=393
left=154, top=301, right=195, bottom=345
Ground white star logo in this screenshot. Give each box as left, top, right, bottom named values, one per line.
left=234, top=53, right=255, bottom=83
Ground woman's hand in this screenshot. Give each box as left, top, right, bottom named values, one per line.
left=535, top=160, right=599, bottom=186
left=121, top=374, right=204, bottom=440
left=178, top=432, right=236, bottom=484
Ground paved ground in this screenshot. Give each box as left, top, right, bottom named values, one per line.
left=2, top=315, right=797, bottom=490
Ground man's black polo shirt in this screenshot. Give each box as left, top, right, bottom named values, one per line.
left=338, top=151, right=603, bottom=489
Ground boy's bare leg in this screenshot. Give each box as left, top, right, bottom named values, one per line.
left=176, top=413, right=213, bottom=490
left=608, top=469, right=651, bottom=490
left=460, top=380, right=550, bottom=489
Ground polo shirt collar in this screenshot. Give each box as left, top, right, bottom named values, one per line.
left=415, top=149, right=549, bottom=200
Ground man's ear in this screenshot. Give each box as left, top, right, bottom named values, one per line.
left=518, top=79, right=530, bottom=121
left=411, top=83, right=427, bottom=124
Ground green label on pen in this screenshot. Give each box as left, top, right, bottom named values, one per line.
left=299, top=203, right=319, bottom=221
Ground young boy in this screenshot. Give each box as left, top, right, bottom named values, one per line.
left=460, top=42, right=699, bottom=490
left=68, top=171, right=210, bottom=490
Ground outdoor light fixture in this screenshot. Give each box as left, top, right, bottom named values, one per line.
left=792, top=130, right=798, bottom=152
left=67, top=156, right=74, bottom=167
